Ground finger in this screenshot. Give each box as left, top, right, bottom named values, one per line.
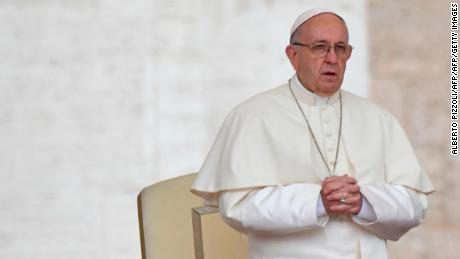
left=327, top=194, right=362, bottom=213
left=327, top=191, right=360, bottom=202
left=348, top=207, right=361, bottom=215
left=321, top=176, right=343, bottom=187
left=322, top=175, right=357, bottom=187
left=326, top=191, right=348, bottom=201
left=322, top=182, right=346, bottom=195
left=341, top=194, right=361, bottom=205
left=340, top=175, right=357, bottom=185
left=322, top=181, right=358, bottom=196
left=346, top=199, right=363, bottom=214
left=322, top=175, right=351, bottom=185
left=343, top=195, right=363, bottom=215
left=321, top=176, right=341, bottom=185
left=326, top=185, right=360, bottom=200
left=322, top=178, right=359, bottom=195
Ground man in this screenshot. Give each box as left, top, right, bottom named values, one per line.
left=191, top=8, right=434, bottom=259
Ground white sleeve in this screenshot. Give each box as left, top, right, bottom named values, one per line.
left=351, top=183, right=428, bottom=241
left=219, top=183, right=329, bottom=234
left=355, top=196, right=377, bottom=222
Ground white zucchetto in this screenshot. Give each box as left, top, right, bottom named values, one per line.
left=290, top=8, right=342, bottom=37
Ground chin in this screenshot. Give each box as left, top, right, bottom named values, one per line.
left=319, top=84, right=340, bottom=95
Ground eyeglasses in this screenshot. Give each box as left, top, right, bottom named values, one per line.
left=292, top=42, right=353, bottom=59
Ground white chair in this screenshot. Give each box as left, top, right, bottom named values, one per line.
left=137, top=173, right=248, bottom=259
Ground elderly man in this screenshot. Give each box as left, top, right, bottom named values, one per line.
left=191, top=8, right=434, bottom=259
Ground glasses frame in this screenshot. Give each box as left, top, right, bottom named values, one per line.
left=292, top=42, right=353, bottom=59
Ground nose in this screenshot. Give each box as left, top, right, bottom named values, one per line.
left=324, top=46, right=338, bottom=64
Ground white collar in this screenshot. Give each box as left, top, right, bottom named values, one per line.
left=291, top=74, right=336, bottom=106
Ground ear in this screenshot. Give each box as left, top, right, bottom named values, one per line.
left=285, top=45, right=300, bottom=71
left=346, top=47, right=353, bottom=61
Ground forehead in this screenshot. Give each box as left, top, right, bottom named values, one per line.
left=299, top=13, right=349, bottom=43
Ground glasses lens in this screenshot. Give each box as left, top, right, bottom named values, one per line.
left=294, top=42, right=351, bottom=58
left=310, top=44, right=329, bottom=57
left=334, top=44, right=348, bottom=57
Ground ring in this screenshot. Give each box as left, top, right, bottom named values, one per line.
left=339, top=197, right=346, bottom=204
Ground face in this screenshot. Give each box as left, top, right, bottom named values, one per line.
left=285, top=13, right=351, bottom=96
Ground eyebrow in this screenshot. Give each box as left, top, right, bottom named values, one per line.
left=311, top=40, right=347, bottom=45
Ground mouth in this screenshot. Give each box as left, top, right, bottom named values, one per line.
left=322, top=71, right=337, bottom=77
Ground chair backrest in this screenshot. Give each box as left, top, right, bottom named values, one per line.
left=137, top=173, right=248, bottom=259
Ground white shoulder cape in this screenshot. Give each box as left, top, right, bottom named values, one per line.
left=191, top=83, right=434, bottom=204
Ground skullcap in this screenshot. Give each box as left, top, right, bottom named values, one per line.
left=290, top=8, right=342, bottom=36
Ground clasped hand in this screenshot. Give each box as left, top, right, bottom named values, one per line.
left=320, top=175, right=362, bottom=215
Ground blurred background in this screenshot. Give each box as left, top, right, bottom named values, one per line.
left=0, top=0, right=457, bottom=258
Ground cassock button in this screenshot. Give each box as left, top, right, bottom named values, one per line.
left=327, top=147, right=334, bottom=152
left=324, top=118, right=330, bottom=124
left=325, top=132, right=332, bottom=137
left=321, top=106, right=327, bottom=111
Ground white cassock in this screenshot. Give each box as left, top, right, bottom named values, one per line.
left=191, top=74, right=434, bottom=259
